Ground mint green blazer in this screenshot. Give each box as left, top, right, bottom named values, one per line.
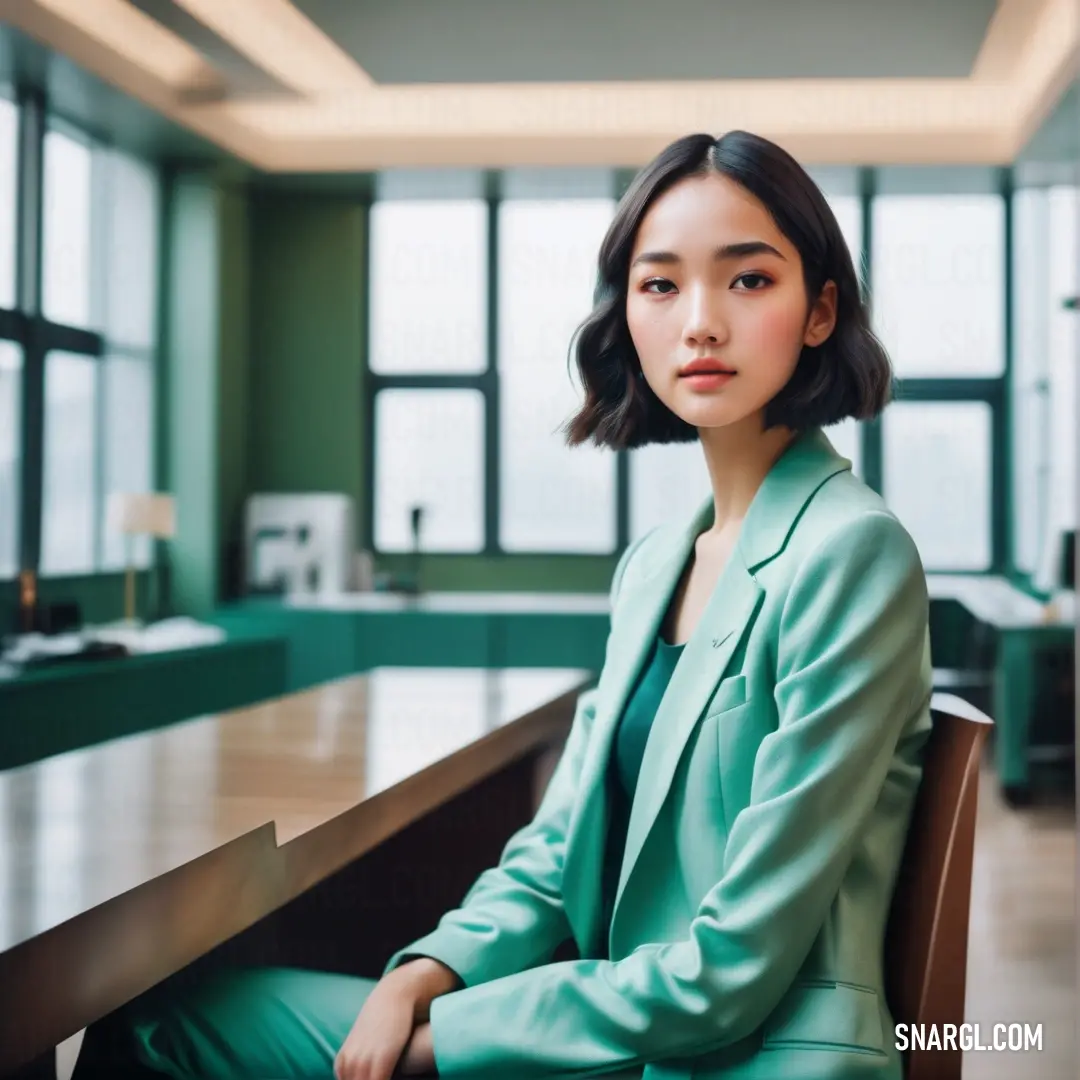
left=385, top=427, right=933, bottom=1080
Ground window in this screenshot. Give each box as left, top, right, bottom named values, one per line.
left=368, top=174, right=490, bottom=553
left=882, top=401, right=992, bottom=570
left=807, top=167, right=864, bottom=284
left=361, top=164, right=1022, bottom=575
left=827, top=196, right=863, bottom=277
left=368, top=198, right=487, bottom=374
left=498, top=194, right=617, bottom=552
left=100, top=355, right=155, bottom=569
left=40, top=351, right=97, bottom=575
left=1011, top=187, right=1052, bottom=574
left=2, top=108, right=162, bottom=582
left=1046, top=186, right=1078, bottom=543
left=42, top=127, right=94, bottom=329
left=629, top=440, right=710, bottom=543
left=98, top=148, right=159, bottom=571
left=101, top=148, right=159, bottom=350
left=0, top=342, right=20, bottom=578
left=871, top=189, right=1005, bottom=378
left=1009, top=182, right=1077, bottom=583
left=0, top=95, right=16, bottom=310
left=374, top=389, right=485, bottom=552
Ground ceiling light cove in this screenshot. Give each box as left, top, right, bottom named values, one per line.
left=169, top=0, right=373, bottom=97
left=0, top=0, right=1075, bottom=170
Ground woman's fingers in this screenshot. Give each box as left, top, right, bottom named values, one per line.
left=333, top=1044, right=401, bottom=1080
left=333, top=975, right=419, bottom=1080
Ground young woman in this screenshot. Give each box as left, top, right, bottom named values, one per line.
left=73, top=130, right=932, bottom=1080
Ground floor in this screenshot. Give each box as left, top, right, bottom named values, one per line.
left=55, top=762, right=1076, bottom=1080
left=962, top=762, right=1076, bottom=1079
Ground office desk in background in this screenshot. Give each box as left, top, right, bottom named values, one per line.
left=213, top=592, right=613, bottom=691
left=928, top=575, right=1074, bottom=804
left=0, top=666, right=591, bottom=1078
left=219, top=580, right=1074, bottom=805
left=0, top=635, right=288, bottom=770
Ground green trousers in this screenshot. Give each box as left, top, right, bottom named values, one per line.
left=71, top=965, right=644, bottom=1079
left=72, top=966, right=382, bottom=1080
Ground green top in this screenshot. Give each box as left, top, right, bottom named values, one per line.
left=599, top=630, right=685, bottom=957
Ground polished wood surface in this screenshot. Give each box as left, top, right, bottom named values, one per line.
left=0, top=666, right=590, bottom=1074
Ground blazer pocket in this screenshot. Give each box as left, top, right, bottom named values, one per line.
left=761, top=980, right=887, bottom=1057
left=703, top=674, right=747, bottom=719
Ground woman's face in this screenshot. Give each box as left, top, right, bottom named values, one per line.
left=625, top=172, right=836, bottom=434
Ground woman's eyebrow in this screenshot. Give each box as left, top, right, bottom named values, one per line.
left=630, top=240, right=787, bottom=267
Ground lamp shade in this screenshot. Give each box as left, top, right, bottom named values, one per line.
left=106, top=492, right=177, bottom=538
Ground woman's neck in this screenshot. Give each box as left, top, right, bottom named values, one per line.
left=697, top=418, right=799, bottom=537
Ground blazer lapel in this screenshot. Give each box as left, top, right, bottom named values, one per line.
left=562, top=497, right=714, bottom=956
left=608, top=427, right=852, bottom=935
left=563, top=427, right=852, bottom=956
left=612, top=554, right=763, bottom=920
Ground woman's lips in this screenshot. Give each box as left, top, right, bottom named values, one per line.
left=680, top=371, right=735, bottom=389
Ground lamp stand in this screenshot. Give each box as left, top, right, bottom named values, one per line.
left=123, top=534, right=137, bottom=625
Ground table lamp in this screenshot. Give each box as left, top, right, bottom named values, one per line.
left=106, top=492, right=177, bottom=624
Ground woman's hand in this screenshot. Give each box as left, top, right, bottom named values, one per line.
left=333, top=969, right=416, bottom=1080
left=333, top=959, right=459, bottom=1080
left=397, top=1023, right=436, bottom=1076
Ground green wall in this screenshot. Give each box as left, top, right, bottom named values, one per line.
left=247, top=194, right=366, bottom=515
left=241, top=188, right=617, bottom=597
left=163, top=170, right=250, bottom=616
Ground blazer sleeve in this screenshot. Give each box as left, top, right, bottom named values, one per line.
left=381, top=531, right=649, bottom=989
left=426, top=510, right=933, bottom=1079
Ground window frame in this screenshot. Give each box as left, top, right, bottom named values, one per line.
left=0, top=87, right=160, bottom=583
left=363, top=164, right=1014, bottom=574
left=859, top=166, right=1011, bottom=574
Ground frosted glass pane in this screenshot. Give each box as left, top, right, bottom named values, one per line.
left=0, top=97, right=16, bottom=310
left=871, top=195, right=1004, bottom=377
left=42, top=130, right=93, bottom=328
left=1047, top=186, right=1078, bottom=537
left=0, top=342, right=20, bottom=578
left=629, top=440, right=710, bottom=543
left=102, top=149, right=160, bottom=350
left=822, top=418, right=862, bottom=477
left=369, top=200, right=486, bottom=374
left=41, top=351, right=97, bottom=575
left=882, top=402, right=991, bottom=571
left=498, top=199, right=617, bottom=552
left=374, top=389, right=483, bottom=552
left=1010, top=187, right=1052, bottom=574
left=823, top=194, right=863, bottom=282
left=100, top=356, right=155, bottom=571
left=1011, top=189, right=1050, bottom=387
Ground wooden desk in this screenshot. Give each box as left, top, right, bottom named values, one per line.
left=0, top=666, right=591, bottom=1077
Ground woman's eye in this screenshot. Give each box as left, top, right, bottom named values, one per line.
left=642, top=278, right=677, bottom=294
left=734, top=272, right=771, bottom=290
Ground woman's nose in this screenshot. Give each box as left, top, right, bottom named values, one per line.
left=683, top=288, right=727, bottom=346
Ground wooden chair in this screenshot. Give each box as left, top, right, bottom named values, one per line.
left=885, top=692, right=993, bottom=1080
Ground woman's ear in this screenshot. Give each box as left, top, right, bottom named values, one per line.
left=804, top=280, right=838, bottom=347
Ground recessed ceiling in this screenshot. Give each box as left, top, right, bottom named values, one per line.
left=290, top=0, right=1000, bottom=84
left=0, top=0, right=1076, bottom=170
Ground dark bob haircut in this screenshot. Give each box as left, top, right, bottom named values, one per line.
left=563, top=130, right=892, bottom=450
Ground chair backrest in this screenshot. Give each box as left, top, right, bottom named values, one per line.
left=884, top=692, right=993, bottom=1080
